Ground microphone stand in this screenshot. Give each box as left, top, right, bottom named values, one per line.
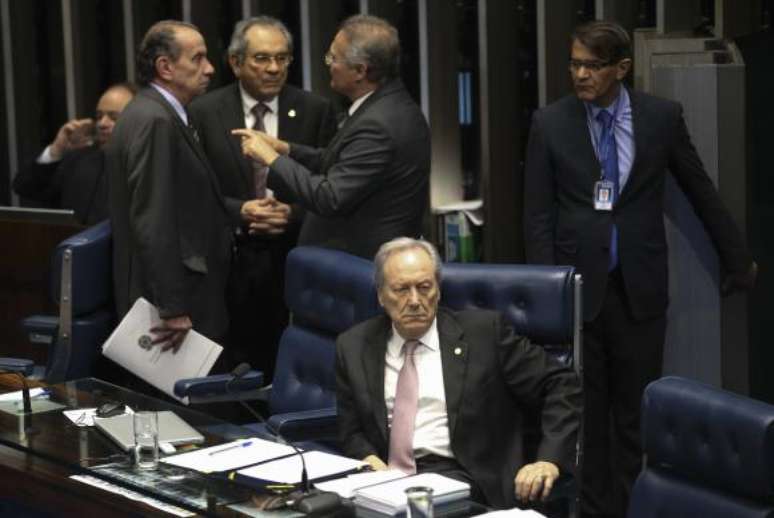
left=0, top=368, right=40, bottom=436
left=226, top=363, right=340, bottom=515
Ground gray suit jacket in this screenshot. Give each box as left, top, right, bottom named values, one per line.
left=335, top=308, right=582, bottom=509
left=106, top=87, right=232, bottom=339
left=269, top=79, right=430, bottom=259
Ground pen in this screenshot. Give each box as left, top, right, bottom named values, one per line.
left=207, top=440, right=253, bottom=456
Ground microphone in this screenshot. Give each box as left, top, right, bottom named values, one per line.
left=226, top=363, right=340, bottom=514
left=0, top=360, right=40, bottom=435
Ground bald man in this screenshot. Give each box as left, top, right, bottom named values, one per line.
left=13, top=83, right=136, bottom=224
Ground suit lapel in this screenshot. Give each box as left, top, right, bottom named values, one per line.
left=218, top=84, right=254, bottom=194
left=437, top=310, right=469, bottom=440
left=363, top=318, right=391, bottom=443
left=277, top=87, right=302, bottom=141
left=144, top=88, right=226, bottom=206
left=567, top=96, right=603, bottom=184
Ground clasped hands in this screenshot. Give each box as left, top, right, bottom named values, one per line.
left=240, top=197, right=291, bottom=235
left=231, top=128, right=289, bottom=166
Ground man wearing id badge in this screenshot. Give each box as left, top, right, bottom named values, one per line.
left=523, top=20, right=757, bottom=518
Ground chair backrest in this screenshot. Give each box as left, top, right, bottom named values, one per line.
left=628, top=376, right=774, bottom=518
left=44, top=220, right=114, bottom=381
left=269, top=246, right=381, bottom=414
left=440, top=262, right=581, bottom=371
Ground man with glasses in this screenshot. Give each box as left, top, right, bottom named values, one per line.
left=232, top=14, right=430, bottom=260
left=524, top=21, right=757, bottom=518
left=190, top=16, right=336, bottom=375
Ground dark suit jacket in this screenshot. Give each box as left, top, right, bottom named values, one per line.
left=524, top=90, right=752, bottom=321
left=106, top=87, right=232, bottom=340
left=336, top=308, right=581, bottom=509
left=188, top=83, right=337, bottom=225
left=269, top=79, right=430, bottom=259
left=13, top=146, right=108, bottom=225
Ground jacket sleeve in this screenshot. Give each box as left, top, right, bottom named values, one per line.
left=523, top=111, right=558, bottom=265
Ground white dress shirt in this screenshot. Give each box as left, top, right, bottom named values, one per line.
left=384, top=318, right=453, bottom=459
left=239, top=84, right=279, bottom=138
left=348, top=90, right=375, bottom=117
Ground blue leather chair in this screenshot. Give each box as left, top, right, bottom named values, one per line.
left=176, top=245, right=381, bottom=444
left=17, top=221, right=114, bottom=382
left=628, top=376, right=774, bottom=518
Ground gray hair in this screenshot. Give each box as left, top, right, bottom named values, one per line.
left=374, top=237, right=442, bottom=291
left=136, top=20, right=199, bottom=86
left=338, top=14, right=400, bottom=84
left=228, top=16, right=293, bottom=65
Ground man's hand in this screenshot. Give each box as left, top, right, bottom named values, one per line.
left=231, top=128, right=282, bottom=166
left=514, top=461, right=560, bottom=503
left=150, top=315, right=192, bottom=353
left=721, top=261, right=758, bottom=296
left=363, top=454, right=388, bottom=471
left=50, top=118, right=95, bottom=159
left=254, top=131, right=290, bottom=155
left=240, top=197, right=291, bottom=235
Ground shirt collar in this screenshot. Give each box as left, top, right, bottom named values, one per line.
left=348, top=90, right=375, bottom=117
left=585, top=85, right=629, bottom=123
left=387, top=318, right=440, bottom=358
left=150, top=82, right=188, bottom=125
left=239, top=83, right=279, bottom=118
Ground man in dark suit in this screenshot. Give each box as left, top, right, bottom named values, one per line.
left=232, top=15, right=430, bottom=259
left=336, top=237, right=581, bottom=509
left=13, top=83, right=135, bottom=224
left=189, top=16, right=337, bottom=376
left=107, top=20, right=231, bottom=350
left=523, top=21, right=757, bottom=518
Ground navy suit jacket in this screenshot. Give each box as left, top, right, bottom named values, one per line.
left=335, top=308, right=581, bottom=509
left=524, top=90, right=752, bottom=321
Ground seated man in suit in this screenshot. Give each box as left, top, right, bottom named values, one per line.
left=335, top=237, right=582, bottom=509
left=13, top=83, right=136, bottom=224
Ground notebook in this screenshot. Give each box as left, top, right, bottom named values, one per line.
left=94, top=411, right=205, bottom=451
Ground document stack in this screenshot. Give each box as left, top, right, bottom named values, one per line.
left=353, top=472, right=470, bottom=516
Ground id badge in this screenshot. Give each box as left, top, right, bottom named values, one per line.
left=594, top=180, right=614, bottom=211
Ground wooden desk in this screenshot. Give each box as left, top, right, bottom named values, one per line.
left=0, top=376, right=253, bottom=517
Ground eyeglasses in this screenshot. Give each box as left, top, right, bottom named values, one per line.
left=568, top=59, right=613, bottom=72
left=251, top=53, right=293, bottom=68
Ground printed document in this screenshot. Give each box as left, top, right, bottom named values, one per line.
left=102, top=297, right=222, bottom=402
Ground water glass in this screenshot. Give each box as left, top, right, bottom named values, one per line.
left=405, top=486, right=433, bottom=518
left=133, top=411, right=159, bottom=470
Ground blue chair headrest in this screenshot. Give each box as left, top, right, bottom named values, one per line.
left=285, top=246, right=381, bottom=334
left=440, top=263, right=575, bottom=344
left=50, top=220, right=112, bottom=316
left=641, top=376, right=774, bottom=500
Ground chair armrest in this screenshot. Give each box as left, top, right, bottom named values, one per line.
left=174, top=371, right=265, bottom=404
left=268, top=407, right=338, bottom=442
left=0, top=358, right=35, bottom=376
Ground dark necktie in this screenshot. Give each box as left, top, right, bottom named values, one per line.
left=251, top=103, right=270, bottom=198
left=597, top=109, right=619, bottom=271
left=388, top=340, right=420, bottom=474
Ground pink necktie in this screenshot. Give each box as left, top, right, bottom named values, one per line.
left=251, top=103, right=270, bottom=198
left=388, top=340, right=420, bottom=474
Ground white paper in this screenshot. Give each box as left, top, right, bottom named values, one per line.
left=472, top=510, right=547, bottom=517
left=314, top=469, right=407, bottom=498
left=161, top=437, right=296, bottom=473
left=354, top=472, right=470, bottom=513
left=237, top=450, right=367, bottom=484
left=70, top=474, right=195, bottom=517
left=0, top=388, right=47, bottom=402
left=63, top=406, right=134, bottom=427
left=102, top=297, right=222, bottom=403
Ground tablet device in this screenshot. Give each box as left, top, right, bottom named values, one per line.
left=94, top=410, right=205, bottom=451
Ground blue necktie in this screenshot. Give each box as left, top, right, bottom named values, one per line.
left=596, top=109, right=619, bottom=270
